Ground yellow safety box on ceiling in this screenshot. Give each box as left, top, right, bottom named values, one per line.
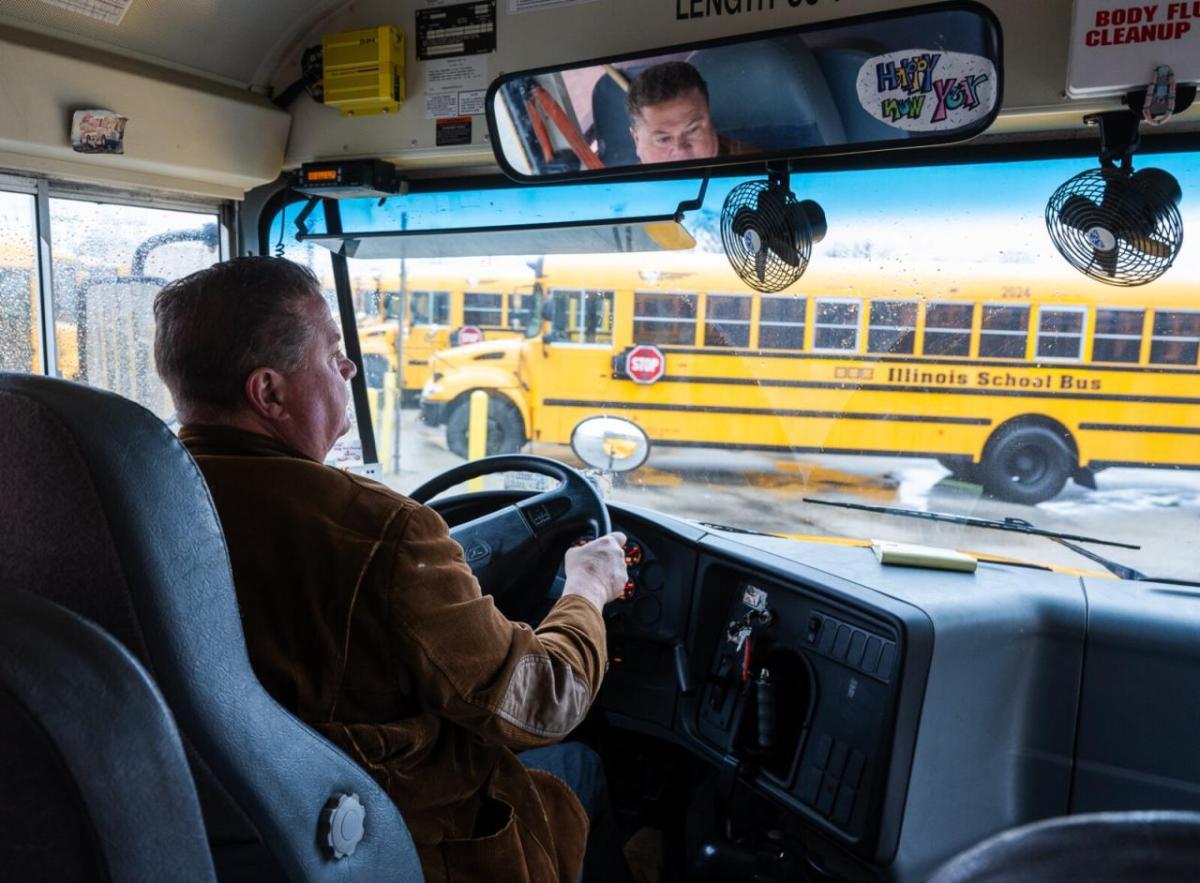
left=321, top=26, right=405, bottom=116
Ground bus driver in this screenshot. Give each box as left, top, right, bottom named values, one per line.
left=626, top=60, right=754, bottom=164
left=153, top=257, right=630, bottom=883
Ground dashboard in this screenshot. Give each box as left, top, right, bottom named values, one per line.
left=431, top=491, right=1200, bottom=881
left=597, top=504, right=1200, bottom=882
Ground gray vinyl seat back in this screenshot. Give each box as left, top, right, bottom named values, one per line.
left=0, top=372, right=422, bottom=882
left=927, top=811, right=1200, bottom=882
left=0, top=589, right=215, bottom=883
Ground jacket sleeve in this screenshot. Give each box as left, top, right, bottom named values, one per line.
left=385, top=503, right=608, bottom=749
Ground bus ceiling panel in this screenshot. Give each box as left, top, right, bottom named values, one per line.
left=0, top=0, right=338, bottom=89
left=299, top=217, right=696, bottom=260
left=0, top=26, right=290, bottom=200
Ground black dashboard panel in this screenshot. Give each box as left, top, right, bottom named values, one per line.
left=598, top=507, right=934, bottom=874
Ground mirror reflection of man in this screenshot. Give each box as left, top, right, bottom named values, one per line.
left=625, top=60, right=753, bottom=164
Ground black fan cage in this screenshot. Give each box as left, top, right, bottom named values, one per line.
left=1045, top=167, right=1184, bottom=287
left=720, top=180, right=810, bottom=293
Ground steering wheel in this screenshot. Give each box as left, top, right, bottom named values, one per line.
left=409, top=455, right=610, bottom=609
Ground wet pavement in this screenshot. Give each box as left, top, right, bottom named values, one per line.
left=371, top=409, right=1200, bottom=582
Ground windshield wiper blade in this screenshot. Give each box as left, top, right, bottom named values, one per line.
left=801, top=498, right=1140, bottom=550
left=802, top=497, right=1145, bottom=579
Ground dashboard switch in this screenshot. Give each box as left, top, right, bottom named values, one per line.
left=621, top=579, right=635, bottom=600
left=623, top=543, right=643, bottom=567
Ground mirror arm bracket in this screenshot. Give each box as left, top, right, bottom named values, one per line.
left=674, top=174, right=710, bottom=222
left=293, top=195, right=320, bottom=238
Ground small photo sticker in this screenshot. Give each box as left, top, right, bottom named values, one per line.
left=71, top=110, right=128, bottom=154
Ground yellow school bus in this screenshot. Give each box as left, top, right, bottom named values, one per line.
left=420, top=253, right=1200, bottom=503
left=357, top=266, right=541, bottom=399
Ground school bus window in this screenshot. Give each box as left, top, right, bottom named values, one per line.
left=383, top=291, right=404, bottom=321
left=463, top=291, right=503, bottom=327
left=0, top=191, right=39, bottom=374
left=704, top=294, right=751, bottom=348
left=549, top=288, right=613, bottom=344
left=813, top=299, right=861, bottom=351
left=922, top=302, right=973, bottom=357
left=758, top=295, right=806, bottom=350
left=634, top=291, right=697, bottom=347
left=507, top=291, right=535, bottom=329
left=49, top=198, right=219, bottom=419
left=979, top=304, right=1029, bottom=358
left=410, top=290, right=450, bottom=325
left=1036, top=306, right=1087, bottom=360
left=867, top=300, right=917, bottom=354
left=1091, top=308, right=1144, bottom=363
left=1149, top=310, right=1200, bottom=365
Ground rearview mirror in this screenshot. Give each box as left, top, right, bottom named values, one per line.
left=487, top=2, right=1001, bottom=182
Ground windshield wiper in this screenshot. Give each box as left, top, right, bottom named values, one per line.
left=802, top=497, right=1145, bottom=579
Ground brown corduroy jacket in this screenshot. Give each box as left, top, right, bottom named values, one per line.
left=180, top=425, right=607, bottom=882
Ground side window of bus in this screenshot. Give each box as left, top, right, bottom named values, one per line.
left=383, top=291, right=404, bottom=321
left=759, top=296, right=806, bottom=350
left=507, top=291, right=534, bottom=329
left=1036, top=307, right=1087, bottom=360
left=410, top=290, right=450, bottom=325
left=50, top=198, right=219, bottom=421
left=634, top=292, right=697, bottom=346
left=813, top=299, right=861, bottom=351
left=463, top=291, right=503, bottom=327
left=549, top=288, right=613, bottom=343
left=1149, top=310, right=1200, bottom=365
left=0, top=191, right=38, bottom=373
left=704, top=294, right=751, bottom=348
left=923, top=302, right=973, bottom=357
left=979, top=305, right=1029, bottom=358
left=867, top=300, right=917, bottom=354
left=1092, top=308, right=1144, bottom=363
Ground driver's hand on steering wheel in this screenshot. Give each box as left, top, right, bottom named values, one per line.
left=562, top=532, right=628, bottom=614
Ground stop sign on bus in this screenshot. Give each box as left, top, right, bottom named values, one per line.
left=455, top=325, right=483, bottom=346
left=626, top=345, right=665, bottom=384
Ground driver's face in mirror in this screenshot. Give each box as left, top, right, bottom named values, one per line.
left=627, top=61, right=719, bottom=164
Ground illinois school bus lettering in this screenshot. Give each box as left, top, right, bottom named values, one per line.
left=886, top=367, right=1103, bottom=391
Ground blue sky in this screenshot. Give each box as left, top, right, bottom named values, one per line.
left=271, top=152, right=1199, bottom=272
left=280, top=152, right=1198, bottom=230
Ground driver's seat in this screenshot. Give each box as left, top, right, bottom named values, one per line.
left=0, top=372, right=423, bottom=881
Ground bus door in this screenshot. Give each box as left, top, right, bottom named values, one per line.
left=532, top=287, right=615, bottom=442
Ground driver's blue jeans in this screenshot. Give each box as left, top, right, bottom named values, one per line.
left=519, top=742, right=630, bottom=883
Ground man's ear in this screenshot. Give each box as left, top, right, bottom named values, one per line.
left=243, top=367, right=289, bottom=422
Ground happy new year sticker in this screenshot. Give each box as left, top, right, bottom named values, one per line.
left=855, top=50, right=998, bottom=133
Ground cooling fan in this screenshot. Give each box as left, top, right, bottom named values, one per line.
left=720, top=177, right=827, bottom=293
left=1046, top=165, right=1183, bottom=286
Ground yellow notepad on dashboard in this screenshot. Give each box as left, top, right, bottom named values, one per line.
left=871, top=540, right=977, bottom=573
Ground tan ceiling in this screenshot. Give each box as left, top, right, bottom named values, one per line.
left=0, top=0, right=345, bottom=88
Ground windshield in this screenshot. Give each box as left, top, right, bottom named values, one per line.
left=270, top=151, right=1200, bottom=581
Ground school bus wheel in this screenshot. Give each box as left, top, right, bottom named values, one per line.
left=979, top=421, right=1075, bottom=505
left=445, top=393, right=525, bottom=459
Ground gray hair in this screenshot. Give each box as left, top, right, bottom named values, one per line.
left=153, top=256, right=323, bottom=414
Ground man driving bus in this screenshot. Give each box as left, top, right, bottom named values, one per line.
left=153, top=256, right=629, bottom=883
left=626, top=60, right=754, bottom=163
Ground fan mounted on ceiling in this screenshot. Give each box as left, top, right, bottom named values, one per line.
left=720, top=167, right=827, bottom=293
left=1045, top=108, right=1186, bottom=287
